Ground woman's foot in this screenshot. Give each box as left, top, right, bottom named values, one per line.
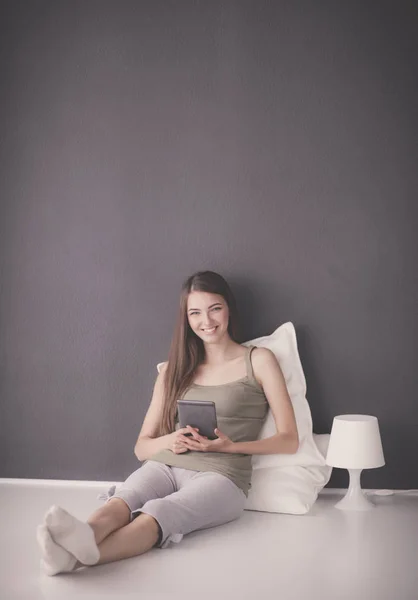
left=37, top=524, right=78, bottom=576
left=44, top=505, right=100, bottom=565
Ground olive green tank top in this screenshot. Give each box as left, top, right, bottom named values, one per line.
left=146, top=345, right=269, bottom=497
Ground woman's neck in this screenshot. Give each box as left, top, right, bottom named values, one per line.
left=202, top=340, right=244, bottom=366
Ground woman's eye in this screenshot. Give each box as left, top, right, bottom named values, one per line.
left=190, top=307, right=221, bottom=316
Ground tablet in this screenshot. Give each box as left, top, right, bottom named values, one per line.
left=177, top=400, right=218, bottom=440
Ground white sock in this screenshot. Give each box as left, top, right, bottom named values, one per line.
left=37, top=524, right=78, bottom=576
left=44, top=505, right=100, bottom=566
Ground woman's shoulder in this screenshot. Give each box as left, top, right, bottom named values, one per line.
left=158, top=361, right=169, bottom=374
left=249, top=346, right=278, bottom=374
left=249, top=345, right=273, bottom=357
left=247, top=346, right=280, bottom=390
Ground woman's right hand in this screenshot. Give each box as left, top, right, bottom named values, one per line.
left=168, top=427, right=198, bottom=454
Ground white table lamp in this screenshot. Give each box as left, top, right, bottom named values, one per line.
left=325, top=415, right=385, bottom=511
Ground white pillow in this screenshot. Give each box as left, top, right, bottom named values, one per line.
left=244, top=433, right=332, bottom=514
left=242, top=322, right=326, bottom=468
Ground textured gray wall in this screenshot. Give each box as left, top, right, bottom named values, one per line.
left=1, top=1, right=417, bottom=490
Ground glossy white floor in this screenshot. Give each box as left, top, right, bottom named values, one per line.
left=0, top=480, right=417, bottom=600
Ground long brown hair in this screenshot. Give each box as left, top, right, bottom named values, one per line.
left=156, top=270, right=242, bottom=437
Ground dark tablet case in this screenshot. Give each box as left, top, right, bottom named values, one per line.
left=177, top=400, right=218, bottom=440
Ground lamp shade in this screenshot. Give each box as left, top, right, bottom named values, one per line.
left=325, top=415, right=385, bottom=469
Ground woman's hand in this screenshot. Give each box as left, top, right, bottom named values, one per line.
left=180, top=426, right=234, bottom=453
left=168, top=427, right=196, bottom=454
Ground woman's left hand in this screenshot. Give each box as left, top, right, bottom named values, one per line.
left=181, top=426, right=234, bottom=453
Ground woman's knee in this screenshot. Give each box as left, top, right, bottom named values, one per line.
left=90, top=497, right=131, bottom=526
left=107, top=497, right=132, bottom=518
left=131, top=512, right=163, bottom=548
left=87, top=497, right=132, bottom=545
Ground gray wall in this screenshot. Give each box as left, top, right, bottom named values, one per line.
left=1, top=1, right=417, bottom=489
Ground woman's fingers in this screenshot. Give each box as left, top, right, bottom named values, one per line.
left=186, top=426, right=203, bottom=441
left=173, top=438, right=189, bottom=453
left=173, top=428, right=210, bottom=453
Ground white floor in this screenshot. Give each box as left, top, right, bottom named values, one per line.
left=0, top=480, right=417, bottom=600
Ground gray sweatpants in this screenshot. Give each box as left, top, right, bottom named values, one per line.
left=98, top=460, right=247, bottom=549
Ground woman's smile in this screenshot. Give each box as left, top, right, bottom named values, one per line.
left=201, top=326, right=218, bottom=334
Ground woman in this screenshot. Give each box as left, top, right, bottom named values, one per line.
left=37, top=270, right=299, bottom=575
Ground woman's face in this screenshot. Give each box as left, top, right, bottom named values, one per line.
left=186, top=291, right=230, bottom=342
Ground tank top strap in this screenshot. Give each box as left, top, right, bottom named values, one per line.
left=244, top=345, right=258, bottom=386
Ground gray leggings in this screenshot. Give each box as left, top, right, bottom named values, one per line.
left=99, top=460, right=246, bottom=549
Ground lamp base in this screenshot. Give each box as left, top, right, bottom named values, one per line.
left=334, top=468, right=375, bottom=511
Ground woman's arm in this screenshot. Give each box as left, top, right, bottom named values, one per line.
left=134, top=433, right=174, bottom=462
left=226, top=433, right=298, bottom=455
left=134, top=362, right=172, bottom=461
left=227, top=348, right=299, bottom=455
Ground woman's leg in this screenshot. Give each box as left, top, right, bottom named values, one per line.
left=92, top=470, right=245, bottom=564
left=94, top=512, right=160, bottom=565
left=87, top=497, right=131, bottom=545
left=135, top=469, right=247, bottom=550
left=86, top=461, right=174, bottom=548
left=37, top=510, right=160, bottom=575
left=38, top=462, right=173, bottom=574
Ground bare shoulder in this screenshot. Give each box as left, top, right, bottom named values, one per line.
left=251, top=346, right=276, bottom=364
left=158, top=361, right=169, bottom=376
left=251, top=347, right=281, bottom=385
